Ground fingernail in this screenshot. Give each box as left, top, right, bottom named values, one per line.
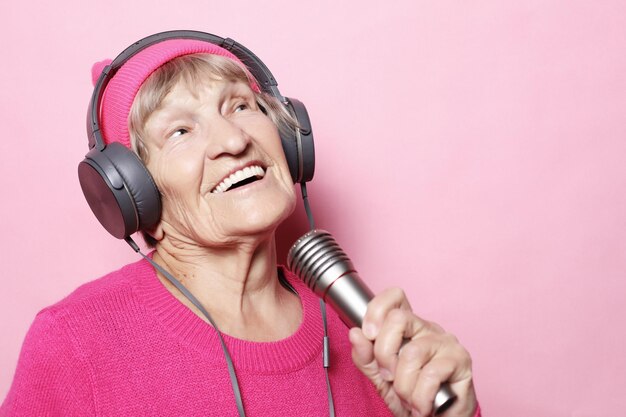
left=363, top=323, right=377, bottom=339
left=411, top=409, right=422, bottom=417
left=379, top=367, right=393, bottom=381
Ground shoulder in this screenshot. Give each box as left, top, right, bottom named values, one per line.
left=12, top=257, right=154, bottom=363
left=23, top=257, right=155, bottom=354
left=0, top=260, right=146, bottom=417
left=42, top=257, right=151, bottom=320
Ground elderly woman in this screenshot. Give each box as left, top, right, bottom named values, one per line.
left=1, top=31, right=479, bottom=417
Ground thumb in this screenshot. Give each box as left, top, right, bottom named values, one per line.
left=349, top=327, right=382, bottom=382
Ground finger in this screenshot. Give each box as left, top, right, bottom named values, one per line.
left=396, top=333, right=474, bottom=415
left=411, top=357, right=457, bottom=417
left=390, top=337, right=438, bottom=401
left=362, top=287, right=412, bottom=340
left=373, top=308, right=426, bottom=379
left=350, top=327, right=403, bottom=412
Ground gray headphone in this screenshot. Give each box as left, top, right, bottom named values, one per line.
left=79, top=30, right=315, bottom=239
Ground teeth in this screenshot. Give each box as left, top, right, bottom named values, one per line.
left=212, top=165, right=265, bottom=193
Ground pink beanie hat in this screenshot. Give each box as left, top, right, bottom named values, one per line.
left=91, top=39, right=258, bottom=149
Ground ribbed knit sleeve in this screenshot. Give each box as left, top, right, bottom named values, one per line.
left=0, top=309, right=95, bottom=416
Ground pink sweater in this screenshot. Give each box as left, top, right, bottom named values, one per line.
left=1, top=258, right=481, bottom=416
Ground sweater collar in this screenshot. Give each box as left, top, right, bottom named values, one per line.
left=127, top=256, right=324, bottom=373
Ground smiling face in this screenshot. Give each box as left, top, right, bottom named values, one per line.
left=140, top=74, right=296, bottom=248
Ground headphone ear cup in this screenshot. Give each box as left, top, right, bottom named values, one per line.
left=282, top=97, right=315, bottom=183
left=78, top=143, right=161, bottom=239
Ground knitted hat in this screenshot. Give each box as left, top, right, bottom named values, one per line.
left=91, top=39, right=259, bottom=149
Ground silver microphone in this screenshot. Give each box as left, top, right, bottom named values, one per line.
left=287, top=229, right=456, bottom=415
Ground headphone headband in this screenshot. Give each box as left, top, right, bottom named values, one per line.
left=87, top=30, right=285, bottom=151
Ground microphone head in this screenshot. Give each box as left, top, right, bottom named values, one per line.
left=287, top=229, right=356, bottom=297
left=288, top=229, right=375, bottom=329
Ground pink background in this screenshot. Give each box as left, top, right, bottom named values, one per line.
left=1, top=1, right=625, bottom=416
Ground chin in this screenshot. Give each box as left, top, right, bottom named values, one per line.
left=234, top=194, right=296, bottom=237
left=241, top=198, right=296, bottom=234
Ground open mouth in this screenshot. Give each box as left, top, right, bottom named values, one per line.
left=211, top=165, right=266, bottom=194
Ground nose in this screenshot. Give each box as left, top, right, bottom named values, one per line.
left=205, top=116, right=251, bottom=159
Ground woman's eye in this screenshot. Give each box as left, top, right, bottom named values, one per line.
left=170, top=128, right=188, bottom=139
left=234, top=102, right=250, bottom=112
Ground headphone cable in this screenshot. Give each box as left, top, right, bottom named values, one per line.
left=125, top=237, right=246, bottom=417
left=300, top=182, right=315, bottom=230
left=300, top=182, right=335, bottom=416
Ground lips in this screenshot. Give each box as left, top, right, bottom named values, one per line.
left=211, top=165, right=266, bottom=194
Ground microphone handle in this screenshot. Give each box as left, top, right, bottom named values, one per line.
left=324, top=272, right=456, bottom=415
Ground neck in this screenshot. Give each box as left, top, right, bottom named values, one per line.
left=151, top=233, right=301, bottom=341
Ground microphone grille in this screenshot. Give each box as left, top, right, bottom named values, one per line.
left=287, top=229, right=355, bottom=294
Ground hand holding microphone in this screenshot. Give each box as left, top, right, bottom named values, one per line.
left=288, top=230, right=476, bottom=416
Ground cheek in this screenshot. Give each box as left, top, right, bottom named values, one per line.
left=249, top=117, right=284, bottom=153
left=282, top=187, right=298, bottom=218
left=146, top=161, right=207, bottom=230
left=149, top=148, right=204, bottom=195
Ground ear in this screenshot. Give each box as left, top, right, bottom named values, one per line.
left=148, top=222, right=165, bottom=241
